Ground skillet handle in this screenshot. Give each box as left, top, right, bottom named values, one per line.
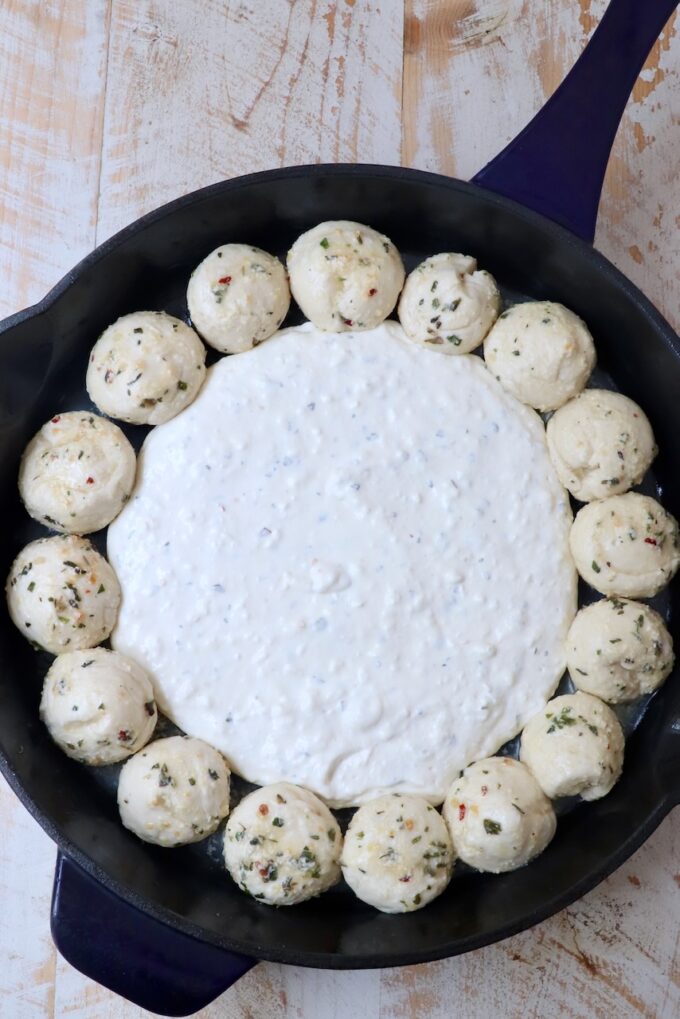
left=472, top=0, right=678, bottom=241
left=51, top=853, right=256, bottom=1017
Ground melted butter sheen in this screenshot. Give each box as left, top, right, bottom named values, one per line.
left=108, top=322, right=576, bottom=807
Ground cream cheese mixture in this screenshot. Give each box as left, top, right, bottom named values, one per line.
left=108, top=322, right=576, bottom=806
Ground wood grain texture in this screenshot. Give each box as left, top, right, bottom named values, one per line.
left=598, top=6, right=680, bottom=329
left=94, top=0, right=403, bottom=242
left=403, top=0, right=680, bottom=331
left=0, top=0, right=679, bottom=1016
left=0, top=780, right=57, bottom=1017
left=0, top=0, right=110, bottom=319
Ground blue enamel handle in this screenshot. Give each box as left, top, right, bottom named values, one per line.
left=473, top=0, right=678, bottom=241
left=51, top=854, right=255, bottom=1017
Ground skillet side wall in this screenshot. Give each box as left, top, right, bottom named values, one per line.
left=0, top=167, right=678, bottom=967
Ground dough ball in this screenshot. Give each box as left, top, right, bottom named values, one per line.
left=18, top=411, right=136, bottom=534
left=546, top=389, right=656, bottom=502
left=118, top=735, right=230, bottom=846
left=187, top=244, right=290, bottom=354
left=398, top=253, right=501, bottom=354
left=570, top=493, right=680, bottom=597
left=224, top=783, right=341, bottom=905
left=40, top=648, right=157, bottom=765
left=341, top=793, right=454, bottom=913
left=86, top=311, right=206, bottom=425
left=484, top=301, right=596, bottom=411
left=567, top=598, right=674, bottom=703
left=6, top=535, right=121, bottom=654
left=520, top=692, right=624, bottom=801
left=442, top=757, right=556, bottom=873
left=287, top=221, right=405, bottom=332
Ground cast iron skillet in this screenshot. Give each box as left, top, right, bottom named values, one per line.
left=1, top=0, right=678, bottom=1014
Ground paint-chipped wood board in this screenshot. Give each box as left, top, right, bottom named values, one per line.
left=0, top=1, right=678, bottom=1016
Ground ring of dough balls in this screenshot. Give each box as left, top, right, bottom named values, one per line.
left=398, top=253, right=501, bottom=354
left=18, top=411, right=136, bottom=534
left=187, top=244, right=290, bottom=354
left=86, top=311, right=206, bottom=425
left=6, top=535, right=121, bottom=654
left=546, top=389, right=656, bottom=502
left=570, top=493, right=680, bottom=598
left=40, top=648, right=157, bottom=764
left=287, top=221, right=405, bottom=332
left=223, top=783, right=341, bottom=905
left=118, top=736, right=231, bottom=847
left=442, top=757, right=556, bottom=873
left=340, top=793, right=454, bottom=913
left=567, top=598, right=674, bottom=703
left=484, top=301, right=595, bottom=411
left=520, top=692, right=624, bottom=801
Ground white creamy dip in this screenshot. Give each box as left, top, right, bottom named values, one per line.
left=108, top=322, right=576, bottom=806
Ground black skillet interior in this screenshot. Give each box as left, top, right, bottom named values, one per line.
left=0, top=166, right=679, bottom=968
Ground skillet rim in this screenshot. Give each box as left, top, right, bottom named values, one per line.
left=0, top=161, right=678, bottom=969
left=1, top=162, right=678, bottom=356
left=1, top=750, right=674, bottom=969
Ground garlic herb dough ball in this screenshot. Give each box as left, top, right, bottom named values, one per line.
left=484, top=301, right=596, bottom=411
left=40, top=648, right=157, bottom=765
left=442, top=758, right=556, bottom=873
left=546, top=389, right=656, bottom=502
left=398, top=253, right=501, bottom=354
left=567, top=598, right=674, bottom=703
left=287, top=221, right=405, bottom=332
left=520, top=692, right=624, bottom=801
left=118, top=736, right=230, bottom=847
left=6, top=535, right=121, bottom=654
left=18, top=412, right=136, bottom=534
left=224, top=783, right=341, bottom=905
left=570, top=493, right=680, bottom=597
left=87, top=311, right=206, bottom=425
left=187, top=244, right=290, bottom=354
left=341, top=794, right=454, bottom=913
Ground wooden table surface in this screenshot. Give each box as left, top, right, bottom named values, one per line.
left=1, top=2, right=678, bottom=1016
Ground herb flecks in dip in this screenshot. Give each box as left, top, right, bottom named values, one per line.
left=108, top=322, right=576, bottom=806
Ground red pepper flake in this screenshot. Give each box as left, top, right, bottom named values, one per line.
left=481, top=785, right=488, bottom=796
left=86, top=477, right=94, bottom=485
left=644, top=537, right=658, bottom=546
left=218, top=275, right=232, bottom=285
left=399, top=874, right=412, bottom=883
left=458, top=804, right=466, bottom=821
left=51, top=416, right=61, bottom=423
left=341, top=317, right=353, bottom=326
left=368, top=288, right=377, bottom=297
left=258, top=803, right=269, bottom=816
left=118, top=729, right=131, bottom=742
